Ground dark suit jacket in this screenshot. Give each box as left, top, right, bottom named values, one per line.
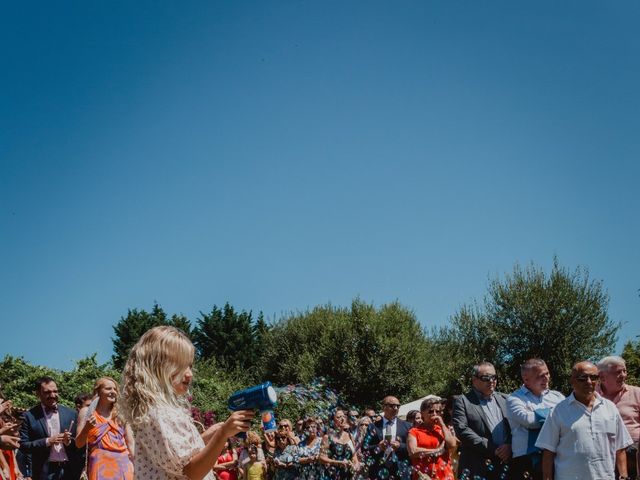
left=363, top=417, right=412, bottom=479
left=452, top=390, right=512, bottom=478
left=19, top=405, right=81, bottom=480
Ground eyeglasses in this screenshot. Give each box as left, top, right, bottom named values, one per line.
left=384, top=404, right=401, bottom=409
left=575, top=374, right=600, bottom=383
left=475, top=374, right=497, bottom=382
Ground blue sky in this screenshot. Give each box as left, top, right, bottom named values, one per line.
left=1, top=1, right=638, bottom=370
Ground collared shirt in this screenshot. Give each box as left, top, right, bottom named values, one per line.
left=597, top=383, right=640, bottom=443
left=383, top=417, right=398, bottom=440
left=535, top=392, right=633, bottom=480
left=474, top=389, right=508, bottom=446
left=506, top=385, right=565, bottom=457
left=41, top=405, right=68, bottom=462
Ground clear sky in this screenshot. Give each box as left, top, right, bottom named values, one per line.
left=1, top=1, right=638, bottom=370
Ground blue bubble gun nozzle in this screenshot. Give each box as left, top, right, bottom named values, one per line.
left=228, top=381, right=278, bottom=432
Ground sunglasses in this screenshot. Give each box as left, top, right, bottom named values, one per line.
left=476, top=374, right=497, bottom=382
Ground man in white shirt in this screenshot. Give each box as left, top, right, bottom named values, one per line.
left=535, top=361, right=633, bottom=480
left=506, top=358, right=565, bottom=480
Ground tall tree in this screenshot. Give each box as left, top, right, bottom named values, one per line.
left=111, top=303, right=188, bottom=369
left=192, top=303, right=258, bottom=369
left=260, top=299, right=432, bottom=407
left=435, top=258, right=619, bottom=394
left=622, top=337, right=640, bottom=385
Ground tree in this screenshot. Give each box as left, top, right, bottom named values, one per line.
left=192, top=303, right=261, bottom=371
left=622, top=338, right=640, bottom=385
left=111, top=303, right=192, bottom=369
left=0, top=354, right=119, bottom=409
left=435, top=258, right=620, bottom=395
left=260, top=299, right=432, bottom=407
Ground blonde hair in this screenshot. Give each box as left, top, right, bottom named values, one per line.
left=93, top=376, right=121, bottom=420
left=120, top=326, right=195, bottom=427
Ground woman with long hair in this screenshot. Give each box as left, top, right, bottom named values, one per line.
left=76, top=377, right=134, bottom=480
left=119, top=326, right=253, bottom=480
left=407, top=398, right=456, bottom=480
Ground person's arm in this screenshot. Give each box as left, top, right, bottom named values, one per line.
left=75, top=407, right=95, bottom=448
left=452, top=396, right=489, bottom=453
left=183, top=411, right=253, bottom=480
left=19, top=414, right=47, bottom=453
left=541, top=449, right=554, bottom=480
left=505, top=394, right=538, bottom=428
left=407, top=434, right=444, bottom=459
left=615, top=448, right=628, bottom=479
left=124, top=423, right=135, bottom=460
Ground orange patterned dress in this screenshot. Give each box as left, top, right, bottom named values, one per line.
left=87, top=412, right=134, bottom=480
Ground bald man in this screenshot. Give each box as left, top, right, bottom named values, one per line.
left=363, top=395, right=412, bottom=479
left=536, top=361, right=633, bottom=480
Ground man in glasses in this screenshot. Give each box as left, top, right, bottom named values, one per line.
left=363, top=395, right=412, bottom=479
left=536, top=361, right=632, bottom=480
left=505, top=358, right=565, bottom=480
left=453, top=361, right=513, bottom=480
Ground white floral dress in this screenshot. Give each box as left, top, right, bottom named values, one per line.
left=134, top=405, right=215, bottom=480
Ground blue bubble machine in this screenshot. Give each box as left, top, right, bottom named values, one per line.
left=228, top=381, right=278, bottom=433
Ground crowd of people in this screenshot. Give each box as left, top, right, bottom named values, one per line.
left=0, top=326, right=638, bottom=480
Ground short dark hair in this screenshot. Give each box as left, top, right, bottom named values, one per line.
left=35, top=376, right=56, bottom=392
left=406, top=410, right=420, bottom=423
left=471, top=362, right=494, bottom=377
left=74, top=392, right=92, bottom=406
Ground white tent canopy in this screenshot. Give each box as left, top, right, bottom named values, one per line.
left=398, top=395, right=441, bottom=418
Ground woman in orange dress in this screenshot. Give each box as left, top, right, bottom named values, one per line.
left=407, top=397, right=456, bottom=480
left=76, top=377, right=134, bottom=480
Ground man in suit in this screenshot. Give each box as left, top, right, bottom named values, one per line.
left=363, top=395, right=412, bottom=480
left=19, top=377, right=81, bottom=480
left=453, top=362, right=513, bottom=480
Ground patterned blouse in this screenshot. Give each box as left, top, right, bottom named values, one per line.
left=133, top=405, right=215, bottom=480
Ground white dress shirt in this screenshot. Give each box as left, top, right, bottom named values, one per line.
left=383, top=417, right=398, bottom=440
left=42, top=405, right=68, bottom=462
left=535, top=392, right=633, bottom=480
left=506, top=385, right=565, bottom=457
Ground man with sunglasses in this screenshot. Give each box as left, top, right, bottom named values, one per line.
left=452, top=361, right=513, bottom=480
left=535, top=361, right=633, bottom=480
left=363, top=396, right=412, bottom=479
left=505, top=358, right=565, bottom=480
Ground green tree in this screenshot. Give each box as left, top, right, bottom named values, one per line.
left=435, top=258, right=619, bottom=395
left=261, top=299, right=432, bottom=407
left=112, top=303, right=192, bottom=369
left=192, top=303, right=261, bottom=371
left=622, top=337, right=640, bottom=385
left=0, top=354, right=119, bottom=409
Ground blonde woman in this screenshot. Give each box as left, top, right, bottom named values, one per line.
left=119, top=326, right=253, bottom=480
left=76, top=377, right=134, bottom=480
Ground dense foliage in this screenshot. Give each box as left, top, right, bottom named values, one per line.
left=433, top=258, right=619, bottom=395
left=622, top=337, right=640, bottom=385
left=1, top=259, right=632, bottom=420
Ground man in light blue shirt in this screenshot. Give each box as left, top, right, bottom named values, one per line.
left=506, top=358, right=564, bottom=480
